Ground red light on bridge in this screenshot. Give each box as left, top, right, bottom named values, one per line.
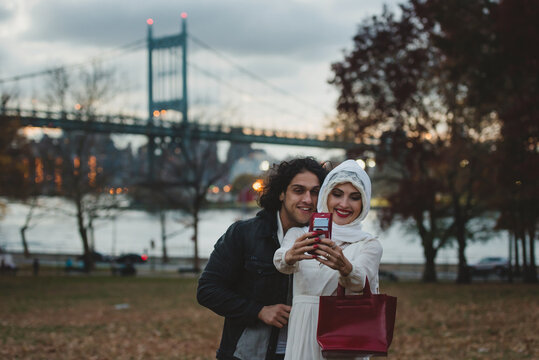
left=181, top=12, right=188, bottom=19
left=141, top=254, right=148, bottom=261
left=147, top=18, right=154, bottom=25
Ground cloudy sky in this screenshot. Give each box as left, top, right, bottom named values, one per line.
left=0, top=0, right=400, bottom=160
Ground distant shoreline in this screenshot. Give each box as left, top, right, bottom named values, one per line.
left=8, top=251, right=461, bottom=280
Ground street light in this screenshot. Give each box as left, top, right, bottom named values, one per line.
left=252, top=179, right=263, bottom=192
left=259, top=160, right=270, bottom=171
left=355, top=159, right=366, bottom=169
left=366, top=159, right=376, bottom=168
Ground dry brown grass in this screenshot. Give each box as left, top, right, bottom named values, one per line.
left=0, top=276, right=222, bottom=359
left=0, top=275, right=537, bottom=359
left=388, top=282, right=538, bottom=359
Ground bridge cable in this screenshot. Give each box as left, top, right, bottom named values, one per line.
left=188, top=62, right=316, bottom=124
left=188, top=34, right=330, bottom=117
left=0, top=39, right=146, bottom=85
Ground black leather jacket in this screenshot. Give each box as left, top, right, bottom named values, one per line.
left=197, top=209, right=289, bottom=360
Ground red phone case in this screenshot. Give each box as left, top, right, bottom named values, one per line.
left=309, top=212, right=332, bottom=239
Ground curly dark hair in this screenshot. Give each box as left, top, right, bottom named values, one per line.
left=258, top=157, right=327, bottom=213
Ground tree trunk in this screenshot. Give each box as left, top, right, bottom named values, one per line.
left=160, top=210, right=168, bottom=263
left=422, top=240, right=437, bottom=282
left=453, top=194, right=471, bottom=284
left=88, top=216, right=95, bottom=252
left=20, top=226, right=30, bottom=258
left=514, top=228, right=521, bottom=276
left=20, top=199, right=37, bottom=258
left=76, top=196, right=93, bottom=272
left=507, top=231, right=514, bottom=283
left=455, top=236, right=470, bottom=283
left=520, top=229, right=528, bottom=278
left=415, top=211, right=438, bottom=282
left=193, top=202, right=200, bottom=273
left=525, top=227, right=537, bottom=283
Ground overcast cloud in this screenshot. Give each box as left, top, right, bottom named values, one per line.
left=0, top=0, right=400, bottom=159
left=6, top=0, right=399, bottom=61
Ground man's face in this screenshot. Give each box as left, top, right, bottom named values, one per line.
left=279, top=171, right=321, bottom=233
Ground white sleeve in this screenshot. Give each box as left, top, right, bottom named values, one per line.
left=273, top=227, right=306, bottom=274
left=338, top=238, right=383, bottom=293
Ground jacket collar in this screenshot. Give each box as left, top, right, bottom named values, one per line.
left=256, top=209, right=279, bottom=243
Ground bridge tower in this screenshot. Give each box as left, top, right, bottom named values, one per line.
left=146, top=14, right=189, bottom=180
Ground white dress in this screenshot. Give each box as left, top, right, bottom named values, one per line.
left=274, top=227, right=383, bottom=360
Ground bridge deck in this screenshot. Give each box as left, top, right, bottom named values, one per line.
left=3, top=108, right=359, bottom=149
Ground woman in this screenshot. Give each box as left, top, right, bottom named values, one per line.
left=273, top=159, right=383, bottom=360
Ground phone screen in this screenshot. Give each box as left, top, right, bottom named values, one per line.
left=313, top=217, right=329, bottom=228
left=309, top=212, right=332, bottom=239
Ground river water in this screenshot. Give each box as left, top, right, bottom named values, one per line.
left=0, top=198, right=514, bottom=265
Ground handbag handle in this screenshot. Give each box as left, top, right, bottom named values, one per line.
left=337, top=276, right=372, bottom=298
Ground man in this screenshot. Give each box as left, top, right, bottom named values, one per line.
left=197, top=157, right=327, bottom=360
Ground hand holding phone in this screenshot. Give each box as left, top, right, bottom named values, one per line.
left=308, top=213, right=332, bottom=254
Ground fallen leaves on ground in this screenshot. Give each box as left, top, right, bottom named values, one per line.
left=0, top=276, right=537, bottom=359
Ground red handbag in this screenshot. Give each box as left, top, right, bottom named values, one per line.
left=317, top=277, right=397, bottom=358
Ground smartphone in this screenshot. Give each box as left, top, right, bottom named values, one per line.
left=308, top=213, right=332, bottom=254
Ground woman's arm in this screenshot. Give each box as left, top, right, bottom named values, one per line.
left=273, top=227, right=316, bottom=274
left=314, top=237, right=383, bottom=293
left=339, top=239, right=383, bottom=293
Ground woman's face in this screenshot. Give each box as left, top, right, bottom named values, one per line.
left=327, top=182, right=363, bottom=225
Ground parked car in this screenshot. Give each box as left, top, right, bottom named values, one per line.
left=379, top=269, right=399, bottom=282
left=111, top=253, right=148, bottom=276
left=469, top=257, right=509, bottom=277
left=76, top=251, right=111, bottom=263
left=114, top=253, right=148, bottom=264
left=111, top=262, right=136, bottom=276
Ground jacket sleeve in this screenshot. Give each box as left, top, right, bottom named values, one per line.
left=197, top=222, right=263, bottom=325
left=273, top=227, right=305, bottom=274
left=338, top=238, right=383, bottom=294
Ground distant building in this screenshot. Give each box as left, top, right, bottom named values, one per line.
left=229, top=149, right=277, bottom=183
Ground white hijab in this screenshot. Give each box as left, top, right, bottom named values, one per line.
left=318, top=159, right=373, bottom=244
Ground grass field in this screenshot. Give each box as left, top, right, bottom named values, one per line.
left=0, top=275, right=537, bottom=360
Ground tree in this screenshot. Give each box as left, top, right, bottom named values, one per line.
left=45, top=68, right=71, bottom=113
left=130, top=183, right=178, bottom=264
left=330, top=6, right=444, bottom=281
left=0, top=93, right=28, bottom=199
left=412, top=0, right=538, bottom=282
left=177, top=141, right=228, bottom=272
left=491, top=0, right=537, bottom=283
left=44, top=62, right=121, bottom=271
left=134, top=135, right=228, bottom=272
left=330, top=3, right=498, bottom=282
left=491, top=0, right=538, bottom=283
left=1, top=92, right=34, bottom=251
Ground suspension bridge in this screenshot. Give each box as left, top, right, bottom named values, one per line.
left=0, top=16, right=359, bottom=167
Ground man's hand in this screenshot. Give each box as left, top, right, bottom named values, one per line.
left=258, top=304, right=291, bottom=328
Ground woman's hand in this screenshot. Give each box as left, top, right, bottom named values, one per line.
left=284, top=232, right=320, bottom=265
left=314, top=238, right=353, bottom=276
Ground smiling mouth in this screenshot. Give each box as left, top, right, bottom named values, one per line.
left=335, top=209, right=352, bottom=218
